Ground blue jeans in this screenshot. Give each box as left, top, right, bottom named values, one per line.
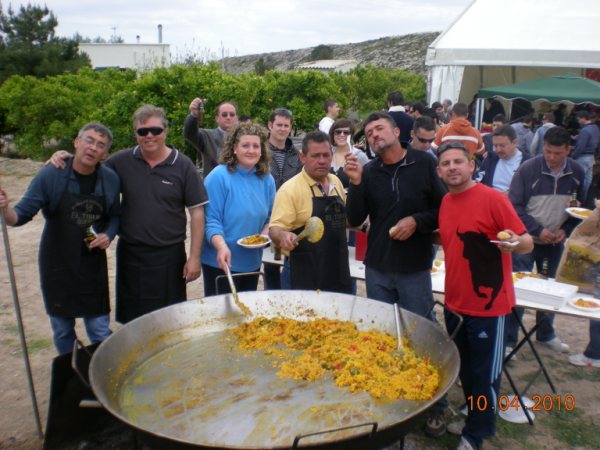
left=263, top=262, right=281, bottom=290
left=506, top=243, right=564, bottom=346
left=49, top=314, right=111, bottom=355
left=281, top=258, right=291, bottom=289
left=575, top=154, right=594, bottom=200
left=365, top=267, right=434, bottom=320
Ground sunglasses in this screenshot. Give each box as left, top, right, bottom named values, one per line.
left=416, top=136, right=435, bottom=144
left=333, top=129, right=352, bottom=136
left=136, top=127, right=164, bottom=137
left=437, top=141, right=467, bottom=155
left=220, top=112, right=237, bottom=118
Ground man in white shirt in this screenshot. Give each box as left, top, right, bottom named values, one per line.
left=318, top=99, right=340, bottom=134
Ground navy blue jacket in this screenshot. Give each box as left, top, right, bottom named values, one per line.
left=14, top=159, right=120, bottom=239
left=477, top=150, right=530, bottom=188
left=388, top=109, right=414, bottom=148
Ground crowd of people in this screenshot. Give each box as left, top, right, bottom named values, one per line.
left=1, top=90, right=599, bottom=450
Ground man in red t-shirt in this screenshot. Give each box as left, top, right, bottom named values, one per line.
left=436, top=142, right=533, bottom=450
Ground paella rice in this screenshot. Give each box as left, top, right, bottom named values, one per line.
left=230, top=317, right=439, bottom=400
left=240, top=234, right=269, bottom=245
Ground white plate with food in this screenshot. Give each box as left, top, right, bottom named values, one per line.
left=490, top=240, right=519, bottom=247
left=431, top=259, right=445, bottom=275
left=237, top=234, right=271, bottom=249
left=512, top=272, right=545, bottom=282
left=568, top=297, right=600, bottom=312
left=565, top=207, right=593, bottom=220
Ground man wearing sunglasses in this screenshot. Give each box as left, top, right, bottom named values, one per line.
left=184, top=98, right=239, bottom=176
left=48, top=105, right=208, bottom=324
left=409, top=116, right=437, bottom=159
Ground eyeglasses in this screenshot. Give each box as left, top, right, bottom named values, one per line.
left=80, top=135, right=108, bottom=151
left=437, top=141, right=467, bottom=155
left=220, top=112, right=237, bottom=118
left=136, top=127, right=164, bottom=137
left=333, top=129, right=352, bottom=136
left=416, top=136, right=435, bottom=144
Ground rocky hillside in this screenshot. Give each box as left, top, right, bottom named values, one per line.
left=221, top=32, right=439, bottom=75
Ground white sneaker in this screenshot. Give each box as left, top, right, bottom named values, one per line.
left=447, top=418, right=465, bottom=435
left=568, top=353, right=600, bottom=368
left=456, top=436, right=475, bottom=450
left=504, top=346, right=517, bottom=361
left=538, top=337, right=569, bottom=353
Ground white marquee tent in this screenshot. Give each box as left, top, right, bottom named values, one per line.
left=425, top=0, right=600, bottom=108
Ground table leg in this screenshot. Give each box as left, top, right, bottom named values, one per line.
left=502, top=308, right=558, bottom=425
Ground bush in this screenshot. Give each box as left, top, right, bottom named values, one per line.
left=0, top=63, right=425, bottom=160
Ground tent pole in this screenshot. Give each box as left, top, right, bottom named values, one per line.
left=475, top=98, right=484, bottom=129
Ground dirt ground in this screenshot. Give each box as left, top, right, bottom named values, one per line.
left=0, top=157, right=599, bottom=450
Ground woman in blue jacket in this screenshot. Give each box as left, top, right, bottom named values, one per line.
left=201, top=122, right=276, bottom=296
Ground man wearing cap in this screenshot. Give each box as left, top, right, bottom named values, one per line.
left=436, top=140, right=532, bottom=450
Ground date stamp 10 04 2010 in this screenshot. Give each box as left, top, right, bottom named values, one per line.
left=466, top=394, right=576, bottom=412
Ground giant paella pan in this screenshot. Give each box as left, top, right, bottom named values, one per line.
left=89, top=290, right=460, bottom=449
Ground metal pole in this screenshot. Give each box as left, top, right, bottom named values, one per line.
left=0, top=210, right=44, bottom=439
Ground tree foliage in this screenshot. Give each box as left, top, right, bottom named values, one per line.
left=0, top=3, right=90, bottom=84
left=0, top=63, right=425, bottom=161
left=310, top=45, right=334, bottom=60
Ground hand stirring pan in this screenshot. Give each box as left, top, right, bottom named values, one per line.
left=225, top=265, right=251, bottom=316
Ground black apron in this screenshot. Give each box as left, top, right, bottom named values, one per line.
left=40, top=167, right=109, bottom=318
left=290, top=183, right=352, bottom=294
left=115, top=240, right=187, bottom=324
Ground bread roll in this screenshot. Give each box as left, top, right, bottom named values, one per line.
left=497, top=231, right=511, bottom=240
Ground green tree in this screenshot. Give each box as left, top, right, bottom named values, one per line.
left=0, top=3, right=90, bottom=84
left=310, top=44, right=334, bottom=60
left=0, top=63, right=425, bottom=160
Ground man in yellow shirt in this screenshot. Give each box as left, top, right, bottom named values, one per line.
left=269, top=131, right=352, bottom=293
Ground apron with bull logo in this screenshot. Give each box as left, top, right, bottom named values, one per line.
left=40, top=166, right=110, bottom=317
left=290, top=183, right=352, bottom=294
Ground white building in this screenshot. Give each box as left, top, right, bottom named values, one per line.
left=294, top=59, right=357, bottom=73
left=79, top=43, right=171, bottom=71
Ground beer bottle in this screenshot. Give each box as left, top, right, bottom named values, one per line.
left=84, top=225, right=97, bottom=249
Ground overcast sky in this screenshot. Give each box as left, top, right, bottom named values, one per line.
left=5, top=0, right=473, bottom=59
